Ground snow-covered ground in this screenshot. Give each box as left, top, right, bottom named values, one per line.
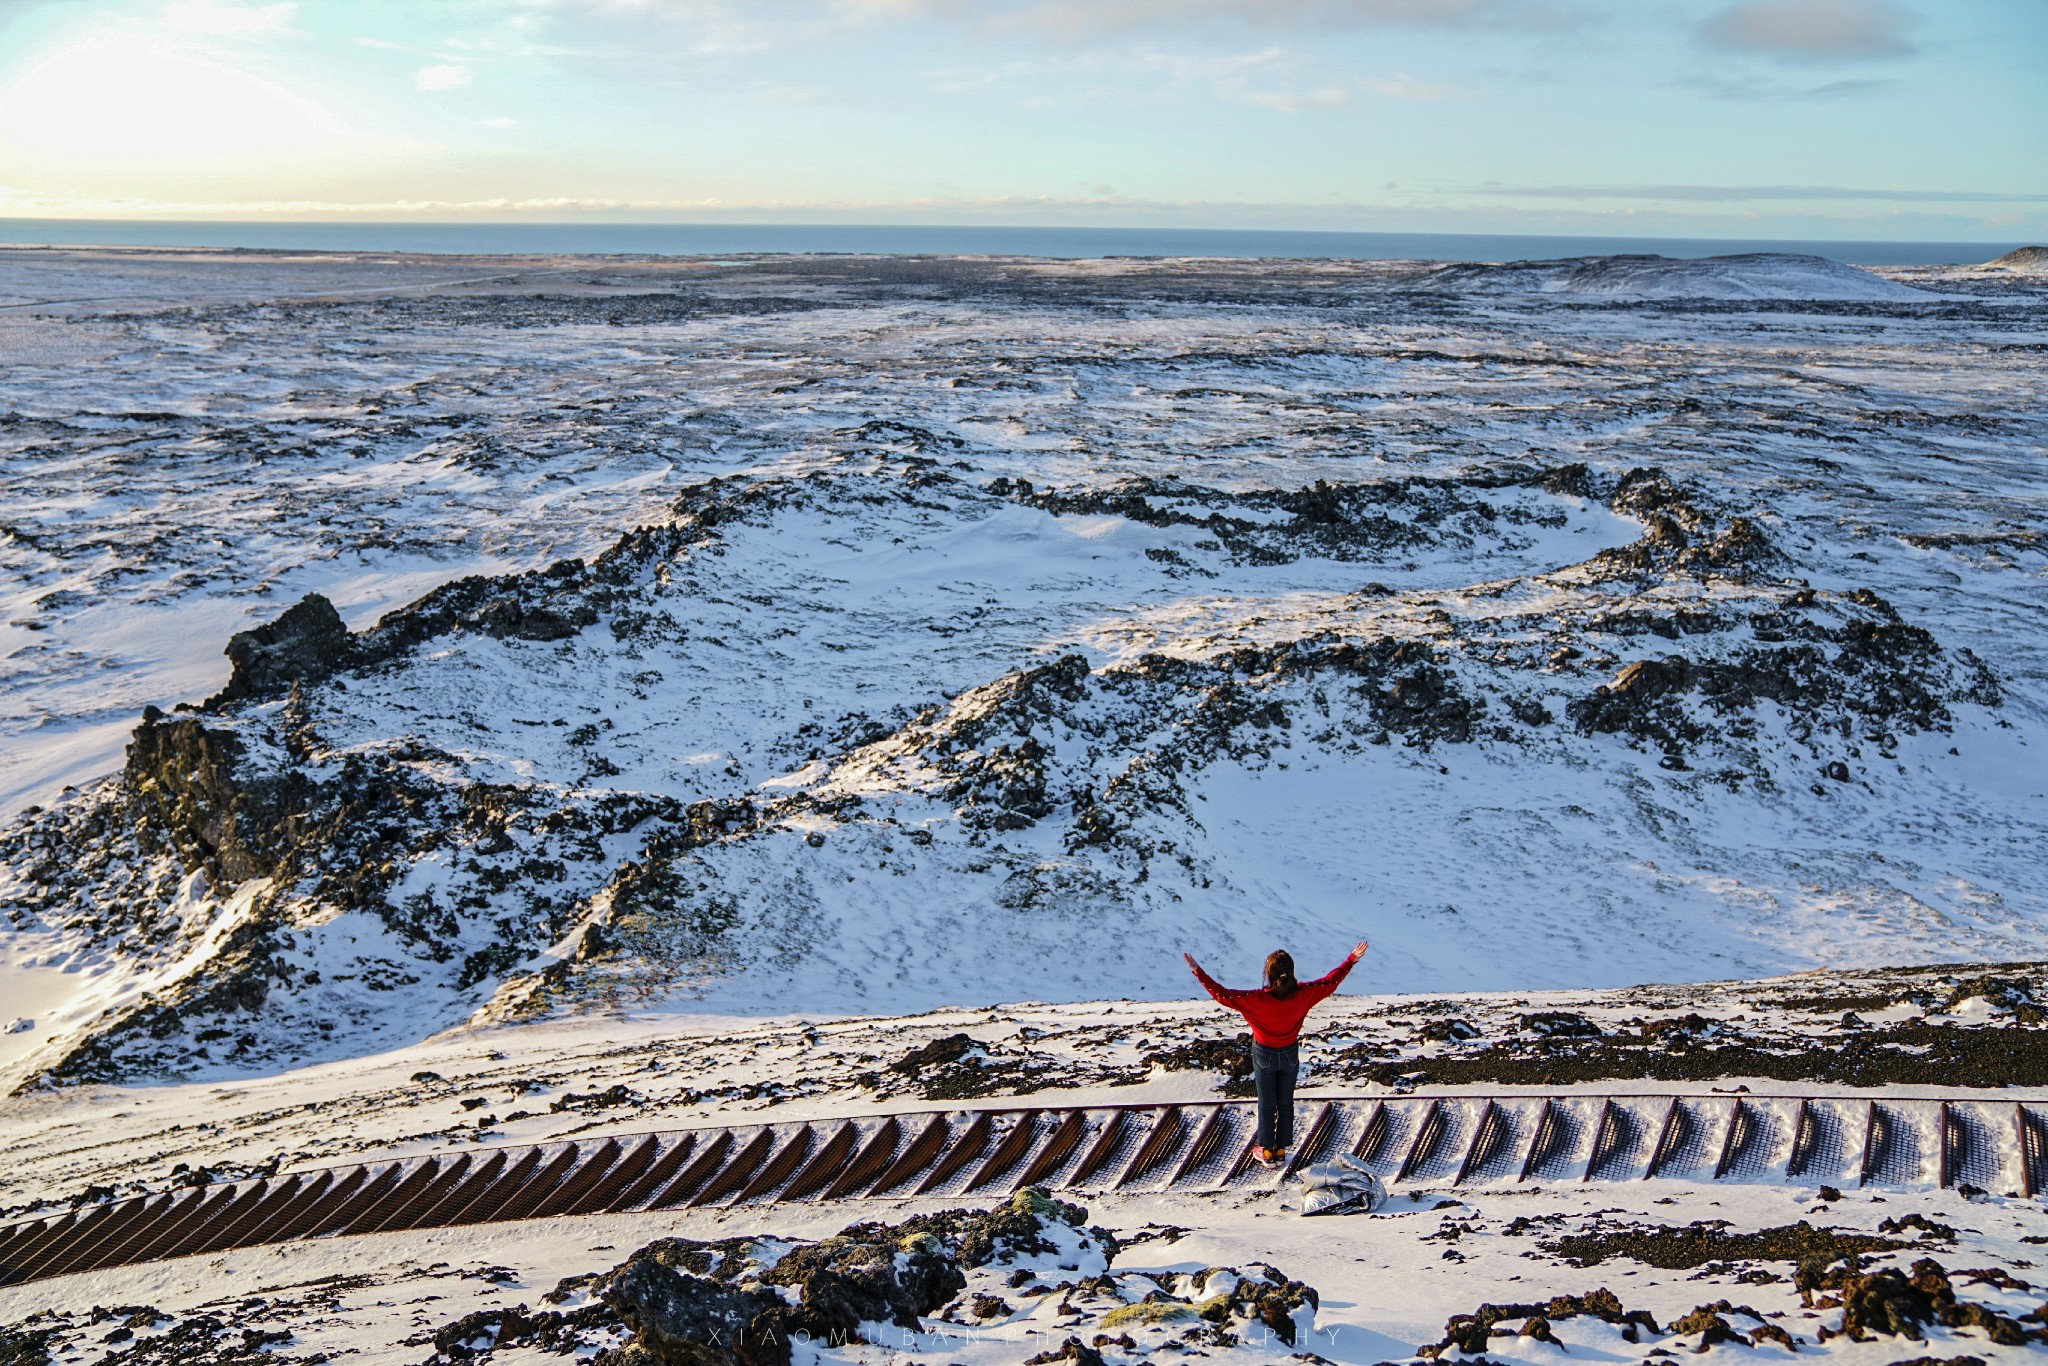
left=3, top=245, right=2047, bottom=1361
left=4, top=246, right=2044, bottom=1088
left=3, top=970, right=2046, bottom=1365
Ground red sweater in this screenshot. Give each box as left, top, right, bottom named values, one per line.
left=1188, top=955, right=1357, bottom=1047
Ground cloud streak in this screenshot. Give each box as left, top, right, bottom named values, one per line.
left=415, top=62, right=471, bottom=89
left=1697, top=0, right=1918, bottom=62
left=1476, top=183, right=2047, bottom=203
left=579, top=0, right=1578, bottom=41
left=4, top=184, right=2036, bottom=218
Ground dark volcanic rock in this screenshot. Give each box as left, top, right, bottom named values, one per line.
left=124, top=716, right=303, bottom=883
left=851, top=1187, right=1106, bottom=1272
left=213, top=592, right=355, bottom=704
left=590, top=1193, right=1097, bottom=1364
left=759, top=1231, right=964, bottom=1341
left=1815, top=1257, right=2042, bottom=1347
left=602, top=1260, right=792, bottom=1365
left=1422, top=1287, right=1659, bottom=1359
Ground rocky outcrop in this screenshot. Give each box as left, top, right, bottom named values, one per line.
left=603, top=1261, right=792, bottom=1365
left=1567, top=589, right=1999, bottom=762
left=124, top=715, right=304, bottom=883
left=1985, top=245, right=2048, bottom=273
left=212, top=593, right=355, bottom=704
left=989, top=465, right=1582, bottom=566
left=587, top=1191, right=1102, bottom=1365
left=1813, top=1257, right=2043, bottom=1346
left=1422, top=1287, right=1661, bottom=1358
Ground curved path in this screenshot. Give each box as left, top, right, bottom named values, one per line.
left=4, top=1091, right=2043, bottom=1287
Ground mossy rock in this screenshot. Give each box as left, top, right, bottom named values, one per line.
left=1101, top=1302, right=1199, bottom=1330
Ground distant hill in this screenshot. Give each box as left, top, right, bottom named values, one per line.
left=1984, top=245, right=2048, bottom=273
left=1422, top=251, right=1938, bottom=301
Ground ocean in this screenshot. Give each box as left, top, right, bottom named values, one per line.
left=0, top=219, right=2019, bottom=266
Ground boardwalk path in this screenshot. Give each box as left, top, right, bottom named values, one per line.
left=5, top=1092, right=2043, bottom=1286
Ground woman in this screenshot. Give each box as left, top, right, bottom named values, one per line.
left=1185, top=940, right=1369, bottom=1166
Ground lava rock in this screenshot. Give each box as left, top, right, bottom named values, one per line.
left=214, top=593, right=355, bottom=703
left=602, top=1260, right=792, bottom=1366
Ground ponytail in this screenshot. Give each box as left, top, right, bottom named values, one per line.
left=1265, top=950, right=1298, bottom=1000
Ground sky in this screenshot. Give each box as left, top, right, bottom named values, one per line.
left=0, top=0, right=2040, bottom=239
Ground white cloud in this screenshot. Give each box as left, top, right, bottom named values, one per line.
left=1248, top=86, right=1353, bottom=111
left=543, top=0, right=1575, bottom=43
left=838, top=0, right=1556, bottom=34
left=0, top=29, right=400, bottom=172
left=160, top=0, right=299, bottom=35
left=415, top=63, right=473, bottom=91
left=1361, top=72, right=1453, bottom=100
left=1246, top=73, right=1451, bottom=109
left=1698, top=0, right=1918, bottom=62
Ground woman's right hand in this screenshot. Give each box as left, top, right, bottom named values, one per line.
left=1349, top=939, right=1370, bottom=962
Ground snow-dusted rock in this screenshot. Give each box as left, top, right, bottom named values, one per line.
left=1422, top=251, right=1941, bottom=300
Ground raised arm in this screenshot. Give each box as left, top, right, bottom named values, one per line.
left=1305, top=939, right=1370, bottom=993
left=1185, top=952, right=1255, bottom=1007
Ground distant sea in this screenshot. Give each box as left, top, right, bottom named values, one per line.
left=0, top=220, right=2021, bottom=266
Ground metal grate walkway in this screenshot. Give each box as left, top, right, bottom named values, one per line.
left=3, top=1092, right=2042, bottom=1288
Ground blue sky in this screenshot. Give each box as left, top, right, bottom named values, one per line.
left=0, top=0, right=2040, bottom=238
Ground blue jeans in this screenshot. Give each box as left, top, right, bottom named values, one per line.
left=1251, top=1041, right=1299, bottom=1151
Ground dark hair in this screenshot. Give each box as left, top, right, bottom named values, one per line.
left=1264, top=950, right=1298, bottom=1000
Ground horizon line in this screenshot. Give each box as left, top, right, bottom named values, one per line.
left=0, top=217, right=2032, bottom=248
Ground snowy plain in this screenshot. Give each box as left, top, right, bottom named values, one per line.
left=2, top=245, right=2046, bottom=1362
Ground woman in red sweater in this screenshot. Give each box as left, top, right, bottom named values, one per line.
left=1185, top=940, right=1368, bottom=1165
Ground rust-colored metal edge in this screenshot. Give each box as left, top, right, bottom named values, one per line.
left=1394, top=1099, right=1443, bottom=1184
left=604, top=1135, right=697, bottom=1213
left=1938, top=1101, right=1954, bottom=1189
left=445, top=1149, right=546, bottom=1226
left=532, top=1140, right=625, bottom=1220
left=1167, top=1107, right=1228, bottom=1187
left=1858, top=1101, right=1884, bottom=1188
left=270, top=1166, right=374, bottom=1244
left=914, top=1113, right=994, bottom=1197
left=648, top=1133, right=735, bottom=1210
left=1785, top=1099, right=1813, bottom=1180
left=734, top=1128, right=816, bottom=1205
left=1453, top=1101, right=1501, bottom=1187
left=489, top=1146, right=583, bottom=1223
left=1710, top=1100, right=1746, bottom=1181
left=1114, top=1107, right=1184, bottom=1189
left=411, top=1153, right=508, bottom=1232
left=825, top=1117, right=903, bottom=1199
left=1278, top=1103, right=1337, bottom=1181
left=688, top=1130, right=776, bottom=1209
left=1067, top=1111, right=1128, bottom=1189
left=1012, top=1110, right=1088, bottom=1192
left=339, top=1160, right=443, bottom=1238
left=2018, top=1105, right=2042, bottom=1201
left=1352, top=1102, right=1389, bottom=1165
left=964, top=1113, right=1040, bottom=1194
left=1645, top=1097, right=1685, bottom=1180
left=868, top=1116, right=950, bottom=1198
left=1582, top=1100, right=1618, bottom=1183
left=123, top=1185, right=245, bottom=1269
left=1518, top=1100, right=1557, bottom=1183
left=21, top=1197, right=155, bottom=1283
left=18, top=1196, right=156, bottom=1283
left=569, top=1135, right=664, bottom=1216
left=781, top=1122, right=861, bottom=1203
left=366, top=1158, right=473, bottom=1236
left=0, top=1211, right=89, bottom=1285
